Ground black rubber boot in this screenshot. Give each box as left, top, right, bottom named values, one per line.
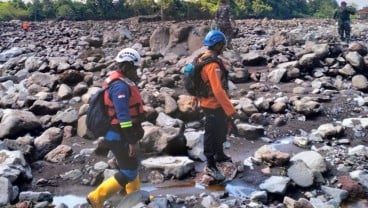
left=215, top=152, right=232, bottom=162
left=205, top=157, right=225, bottom=181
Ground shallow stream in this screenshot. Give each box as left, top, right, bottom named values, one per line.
left=52, top=137, right=367, bottom=207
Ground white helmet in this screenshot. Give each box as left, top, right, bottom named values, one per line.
left=115, top=48, right=142, bottom=67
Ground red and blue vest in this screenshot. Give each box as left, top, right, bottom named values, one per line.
left=103, top=71, right=144, bottom=125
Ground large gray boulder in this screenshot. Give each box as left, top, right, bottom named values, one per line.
left=0, top=109, right=41, bottom=139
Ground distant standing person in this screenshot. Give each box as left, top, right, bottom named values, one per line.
left=333, top=1, right=356, bottom=42
left=215, top=0, right=236, bottom=49
left=22, top=21, right=30, bottom=33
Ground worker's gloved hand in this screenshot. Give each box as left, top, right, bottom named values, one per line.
left=119, top=124, right=143, bottom=144
left=128, top=142, right=139, bottom=157
left=231, top=111, right=242, bottom=120
left=132, top=123, right=144, bottom=142
left=119, top=126, right=135, bottom=144
left=227, top=117, right=239, bottom=136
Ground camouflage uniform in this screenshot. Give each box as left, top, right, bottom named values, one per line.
left=333, top=6, right=356, bottom=42
left=215, top=4, right=234, bottom=48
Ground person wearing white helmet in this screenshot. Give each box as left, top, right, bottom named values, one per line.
left=115, top=47, right=142, bottom=67
left=87, top=48, right=145, bottom=208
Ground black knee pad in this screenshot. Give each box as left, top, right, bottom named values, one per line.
left=114, top=172, right=128, bottom=186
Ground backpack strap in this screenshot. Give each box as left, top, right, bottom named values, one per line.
left=197, top=54, right=228, bottom=84
left=197, top=54, right=229, bottom=93
left=105, top=77, right=132, bottom=95
left=197, top=54, right=226, bottom=72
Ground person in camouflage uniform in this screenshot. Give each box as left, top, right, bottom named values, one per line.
left=333, top=1, right=356, bottom=42
left=215, top=0, right=236, bottom=49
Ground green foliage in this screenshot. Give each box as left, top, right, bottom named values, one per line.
left=232, top=0, right=251, bottom=18
left=162, top=0, right=191, bottom=20
left=10, top=0, right=27, bottom=10
left=71, top=2, right=87, bottom=20
left=251, top=0, right=272, bottom=17
left=28, top=0, right=45, bottom=20
left=125, top=0, right=157, bottom=16
left=251, top=0, right=308, bottom=19
left=56, top=4, right=73, bottom=20
left=308, top=0, right=338, bottom=18
left=197, top=0, right=218, bottom=14
left=185, top=1, right=211, bottom=19
left=42, top=0, right=56, bottom=19
left=288, top=0, right=309, bottom=18
left=0, top=0, right=345, bottom=21
left=0, top=2, right=28, bottom=20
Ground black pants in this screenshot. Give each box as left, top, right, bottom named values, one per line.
left=202, top=107, right=228, bottom=164
left=104, top=139, right=139, bottom=171
left=104, top=126, right=140, bottom=184
left=217, top=23, right=233, bottom=49
left=338, top=21, right=351, bottom=41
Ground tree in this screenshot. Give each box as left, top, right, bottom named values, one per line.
left=251, top=0, right=272, bottom=17
left=287, top=0, right=308, bottom=18
left=308, top=0, right=338, bottom=18
left=125, top=0, right=157, bottom=16
left=94, top=0, right=115, bottom=19
left=73, top=2, right=90, bottom=20
left=232, top=0, right=252, bottom=18
left=10, top=0, right=26, bottom=10
left=56, top=4, right=73, bottom=20
left=85, top=0, right=100, bottom=20
left=28, top=0, right=44, bottom=20
left=0, top=2, right=28, bottom=20
left=42, top=0, right=56, bottom=19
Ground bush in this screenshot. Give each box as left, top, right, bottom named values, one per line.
left=0, top=2, right=28, bottom=21
left=56, top=4, right=74, bottom=20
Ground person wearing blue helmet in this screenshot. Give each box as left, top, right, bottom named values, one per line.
left=204, top=30, right=227, bottom=47
left=198, top=30, right=236, bottom=181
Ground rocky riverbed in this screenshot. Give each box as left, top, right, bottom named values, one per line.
left=1, top=17, right=368, bottom=208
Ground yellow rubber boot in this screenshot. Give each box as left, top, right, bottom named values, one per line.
left=125, top=175, right=140, bottom=194
left=87, top=176, right=122, bottom=208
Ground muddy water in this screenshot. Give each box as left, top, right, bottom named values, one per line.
left=341, top=199, right=368, bottom=208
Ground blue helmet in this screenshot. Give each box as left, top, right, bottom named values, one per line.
left=203, top=30, right=227, bottom=47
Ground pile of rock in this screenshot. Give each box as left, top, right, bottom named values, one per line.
left=0, top=18, right=368, bottom=207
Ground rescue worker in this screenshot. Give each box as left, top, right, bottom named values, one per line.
left=333, top=1, right=356, bottom=42
left=22, top=21, right=30, bottom=32
left=87, top=48, right=145, bottom=208
left=198, top=30, right=236, bottom=181
left=215, top=0, right=236, bottom=49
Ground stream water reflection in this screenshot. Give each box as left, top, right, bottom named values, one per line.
left=53, top=195, right=86, bottom=207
